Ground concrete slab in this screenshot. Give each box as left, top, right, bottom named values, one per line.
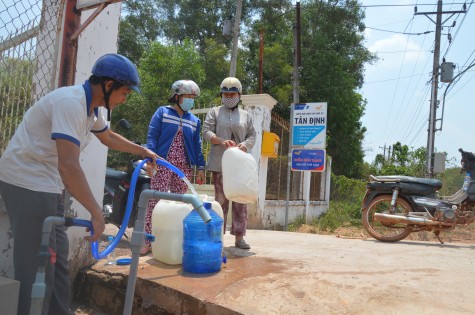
left=77, top=230, right=475, bottom=315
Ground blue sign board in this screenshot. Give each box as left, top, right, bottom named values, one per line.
left=292, top=102, right=327, bottom=148
left=291, top=149, right=326, bottom=172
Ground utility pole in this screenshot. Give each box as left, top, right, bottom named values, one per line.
left=229, top=0, right=242, bottom=77
left=379, top=144, right=387, bottom=158
left=415, top=1, right=466, bottom=177
left=258, top=29, right=264, bottom=93
left=284, top=0, right=301, bottom=230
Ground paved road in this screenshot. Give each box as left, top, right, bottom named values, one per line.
left=216, top=230, right=475, bottom=315
left=90, top=228, right=475, bottom=314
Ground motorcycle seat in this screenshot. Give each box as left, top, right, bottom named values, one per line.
left=106, top=167, right=128, bottom=180
left=370, top=175, right=442, bottom=189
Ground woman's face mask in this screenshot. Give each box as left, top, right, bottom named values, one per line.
left=222, top=96, right=240, bottom=109
left=180, top=97, right=195, bottom=111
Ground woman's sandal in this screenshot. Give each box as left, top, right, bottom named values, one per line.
left=235, top=239, right=250, bottom=249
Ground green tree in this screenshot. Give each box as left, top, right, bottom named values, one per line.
left=298, top=1, right=375, bottom=178
left=370, top=143, right=426, bottom=177
left=118, top=0, right=162, bottom=64
left=109, top=40, right=206, bottom=167
left=0, top=57, right=34, bottom=152
left=116, top=0, right=377, bottom=178
left=438, top=167, right=464, bottom=195
left=113, top=40, right=205, bottom=137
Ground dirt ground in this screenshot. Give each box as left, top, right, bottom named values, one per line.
left=299, top=223, right=475, bottom=244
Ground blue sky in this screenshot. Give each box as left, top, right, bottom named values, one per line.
left=359, top=0, right=475, bottom=166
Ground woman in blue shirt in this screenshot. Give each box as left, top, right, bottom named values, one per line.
left=142, top=80, right=206, bottom=255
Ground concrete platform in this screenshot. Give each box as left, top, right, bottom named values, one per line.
left=75, top=230, right=475, bottom=315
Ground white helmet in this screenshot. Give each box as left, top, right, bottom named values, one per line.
left=170, top=80, right=201, bottom=97
left=220, top=77, right=242, bottom=93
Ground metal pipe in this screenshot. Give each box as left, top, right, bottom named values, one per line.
left=138, top=191, right=210, bottom=223
left=58, top=0, right=80, bottom=87
left=70, top=3, right=108, bottom=42
left=30, top=217, right=66, bottom=315
left=374, top=213, right=451, bottom=226
left=390, top=189, right=399, bottom=212
left=229, top=0, right=242, bottom=77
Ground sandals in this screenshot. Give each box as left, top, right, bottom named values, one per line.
left=140, top=245, right=152, bottom=256
left=235, top=239, right=250, bottom=249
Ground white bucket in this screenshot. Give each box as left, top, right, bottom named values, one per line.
left=151, top=195, right=224, bottom=265
left=222, top=147, right=258, bottom=204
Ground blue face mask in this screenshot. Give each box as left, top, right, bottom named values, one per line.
left=180, top=97, right=194, bottom=111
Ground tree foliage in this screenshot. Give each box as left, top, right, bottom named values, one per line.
left=116, top=0, right=376, bottom=178
left=0, top=57, right=34, bottom=152
left=367, top=142, right=426, bottom=177
left=112, top=40, right=205, bottom=141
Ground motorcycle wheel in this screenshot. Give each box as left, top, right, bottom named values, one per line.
left=362, top=195, right=413, bottom=242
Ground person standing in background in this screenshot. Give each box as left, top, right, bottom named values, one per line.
left=142, top=80, right=206, bottom=255
left=203, top=77, right=256, bottom=249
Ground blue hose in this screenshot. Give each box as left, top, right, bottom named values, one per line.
left=73, top=158, right=185, bottom=260
left=156, top=158, right=185, bottom=179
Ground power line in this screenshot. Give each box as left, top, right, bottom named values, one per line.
left=381, top=17, right=417, bottom=144
left=366, top=26, right=432, bottom=35
left=364, top=72, right=429, bottom=84
left=360, top=3, right=472, bottom=8
left=442, top=2, right=473, bottom=58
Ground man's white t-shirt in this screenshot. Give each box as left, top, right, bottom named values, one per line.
left=0, top=82, right=108, bottom=194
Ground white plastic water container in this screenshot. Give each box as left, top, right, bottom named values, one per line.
left=222, top=147, right=258, bottom=204
left=151, top=196, right=223, bottom=265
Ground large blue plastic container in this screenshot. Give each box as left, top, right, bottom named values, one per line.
left=182, top=201, right=223, bottom=273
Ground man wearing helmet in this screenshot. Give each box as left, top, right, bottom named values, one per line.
left=203, top=77, right=256, bottom=249
left=0, top=53, right=160, bottom=315
left=142, top=80, right=206, bottom=255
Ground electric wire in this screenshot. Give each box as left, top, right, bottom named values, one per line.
left=407, top=112, right=430, bottom=146
left=380, top=16, right=417, bottom=145
left=389, top=22, right=432, bottom=144
left=366, top=26, right=432, bottom=35
left=400, top=80, right=432, bottom=143
left=442, top=1, right=473, bottom=59
left=363, top=0, right=474, bottom=158
left=395, top=40, right=434, bottom=143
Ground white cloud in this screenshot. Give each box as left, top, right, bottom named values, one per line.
left=368, top=34, right=426, bottom=70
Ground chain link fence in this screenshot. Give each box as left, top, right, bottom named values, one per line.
left=0, top=0, right=62, bottom=153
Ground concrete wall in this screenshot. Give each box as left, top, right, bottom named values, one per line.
left=66, top=1, right=122, bottom=278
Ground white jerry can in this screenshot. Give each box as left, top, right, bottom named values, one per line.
left=222, top=147, right=258, bottom=204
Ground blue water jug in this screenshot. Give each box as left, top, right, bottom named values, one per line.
left=182, top=201, right=223, bottom=273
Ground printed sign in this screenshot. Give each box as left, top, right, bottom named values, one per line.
left=292, top=102, right=327, bottom=148
left=291, top=149, right=326, bottom=172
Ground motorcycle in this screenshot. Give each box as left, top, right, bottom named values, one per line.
left=103, top=119, right=151, bottom=228
left=103, top=160, right=151, bottom=228
left=361, top=148, right=475, bottom=243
